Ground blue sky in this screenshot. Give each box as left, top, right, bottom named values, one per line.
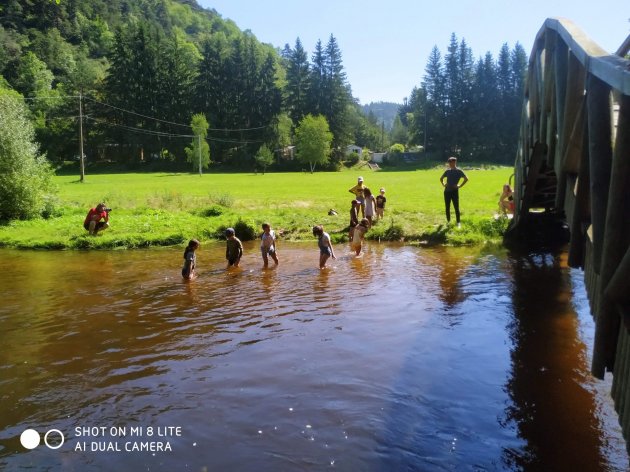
left=198, top=0, right=628, bottom=105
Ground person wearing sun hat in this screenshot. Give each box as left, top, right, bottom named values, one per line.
left=348, top=176, right=366, bottom=218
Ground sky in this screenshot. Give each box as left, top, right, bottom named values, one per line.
left=197, top=0, right=628, bottom=105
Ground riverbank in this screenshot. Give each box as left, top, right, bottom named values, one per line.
left=0, top=167, right=513, bottom=249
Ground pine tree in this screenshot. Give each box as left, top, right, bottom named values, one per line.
left=285, top=38, right=310, bottom=125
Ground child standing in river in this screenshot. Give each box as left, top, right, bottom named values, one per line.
left=182, top=239, right=200, bottom=280
left=351, top=218, right=369, bottom=256
left=260, top=222, right=279, bottom=268
left=312, top=225, right=336, bottom=269
left=225, top=228, right=243, bottom=268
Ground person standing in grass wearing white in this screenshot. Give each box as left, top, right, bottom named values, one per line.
left=363, top=187, right=376, bottom=227
left=260, top=222, right=279, bottom=268
left=312, top=225, right=336, bottom=269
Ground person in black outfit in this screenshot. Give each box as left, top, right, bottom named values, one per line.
left=439, top=157, right=468, bottom=226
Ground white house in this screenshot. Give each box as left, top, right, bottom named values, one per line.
left=346, top=145, right=363, bottom=156
left=371, top=152, right=386, bottom=163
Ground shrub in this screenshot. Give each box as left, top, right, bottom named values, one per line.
left=215, top=219, right=257, bottom=241
left=200, top=205, right=223, bottom=217
left=210, top=192, right=234, bottom=208
left=0, top=89, right=57, bottom=221
left=233, top=219, right=257, bottom=241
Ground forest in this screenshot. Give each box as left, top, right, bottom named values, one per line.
left=0, top=0, right=527, bottom=172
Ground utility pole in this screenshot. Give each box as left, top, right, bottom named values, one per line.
left=79, top=93, right=85, bottom=182
left=424, top=111, right=428, bottom=151
left=198, top=135, right=202, bottom=176
left=381, top=121, right=384, bottom=151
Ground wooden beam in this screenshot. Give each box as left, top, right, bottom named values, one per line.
left=568, top=108, right=590, bottom=269
left=589, top=74, right=616, bottom=377
left=561, top=53, right=587, bottom=174
left=587, top=74, right=613, bottom=273
left=606, top=248, right=630, bottom=304
left=602, top=94, right=630, bottom=306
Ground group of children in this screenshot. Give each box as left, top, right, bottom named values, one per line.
left=181, top=176, right=388, bottom=279
left=181, top=223, right=282, bottom=279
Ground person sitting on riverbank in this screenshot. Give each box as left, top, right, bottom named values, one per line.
left=83, top=203, right=110, bottom=236
left=182, top=239, right=200, bottom=280
left=499, top=184, right=515, bottom=216
left=313, top=225, right=336, bottom=269
left=225, top=228, right=243, bottom=268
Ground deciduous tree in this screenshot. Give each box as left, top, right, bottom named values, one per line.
left=295, top=114, right=332, bottom=173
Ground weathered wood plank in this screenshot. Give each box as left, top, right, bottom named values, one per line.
left=601, top=94, right=630, bottom=306
left=586, top=74, right=613, bottom=273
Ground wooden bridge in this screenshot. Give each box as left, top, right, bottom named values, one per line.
left=509, top=17, right=630, bottom=448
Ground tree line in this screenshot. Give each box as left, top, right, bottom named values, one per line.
left=397, top=34, right=528, bottom=163
left=0, top=0, right=529, bottom=183
left=0, top=0, right=387, bottom=171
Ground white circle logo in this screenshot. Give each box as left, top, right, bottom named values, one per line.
left=20, top=429, right=41, bottom=450
left=44, top=429, right=65, bottom=449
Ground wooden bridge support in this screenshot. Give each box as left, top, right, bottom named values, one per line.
left=511, top=18, right=630, bottom=452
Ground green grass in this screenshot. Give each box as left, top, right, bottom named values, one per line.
left=0, top=165, right=514, bottom=249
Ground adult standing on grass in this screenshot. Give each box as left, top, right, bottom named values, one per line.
left=440, top=157, right=468, bottom=226
left=83, top=203, right=110, bottom=235
left=348, top=176, right=366, bottom=218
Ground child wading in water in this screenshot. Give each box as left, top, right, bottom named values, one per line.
left=351, top=218, right=369, bottom=256
left=225, top=228, right=243, bottom=268
left=182, top=239, right=200, bottom=280
left=260, top=223, right=279, bottom=267
left=349, top=199, right=359, bottom=240
left=312, top=225, right=336, bottom=269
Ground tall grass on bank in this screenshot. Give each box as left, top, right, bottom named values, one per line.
left=0, top=166, right=514, bottom=249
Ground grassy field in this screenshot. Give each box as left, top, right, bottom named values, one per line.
left=0, top=165, right=514, bottom=249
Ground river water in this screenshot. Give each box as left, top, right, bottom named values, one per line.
left=0, top=243, right=627, bottom=471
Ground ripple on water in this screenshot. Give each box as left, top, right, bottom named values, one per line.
left=0, top=244, right=627, bottom=471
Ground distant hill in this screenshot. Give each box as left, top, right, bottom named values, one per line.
left=362, top=101, right=401, bottom=131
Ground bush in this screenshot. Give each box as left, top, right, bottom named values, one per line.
left=0, top=90, right=57, bottom=221
left=215, top=219, right=258, bottom=241
left=233, top=219, right=257, bottom=241
left=368, top=218, right=405, bottom=241
left=200, top=205, right=224, bottom=217
left=210, top=192, right=234, bottom=208
left=344, top=151, right=360, bottom=167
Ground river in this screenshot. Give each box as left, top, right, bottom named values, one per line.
left=0, top=242, right=627, bottom=471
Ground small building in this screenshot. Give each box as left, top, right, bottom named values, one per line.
left=346, top=145, right=363, bottom=156
left=371, top=152, right=386, bottom=164
left=275, top=145, right=295, bottom=160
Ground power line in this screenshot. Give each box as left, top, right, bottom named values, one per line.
left=84, top=116, right=194, bottom=138
left=85, top=117, right=264, bottom=145
left=20, top=92, right=273, bottom=135
left=84, top=96, right=193, bottom=130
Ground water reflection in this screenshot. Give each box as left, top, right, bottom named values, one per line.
left=503, top=250, right=621, bottom=470
left=0, top=244, right=626, bottom=471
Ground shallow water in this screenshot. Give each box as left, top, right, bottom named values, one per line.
left=0, top=243, right=627, bottom=471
